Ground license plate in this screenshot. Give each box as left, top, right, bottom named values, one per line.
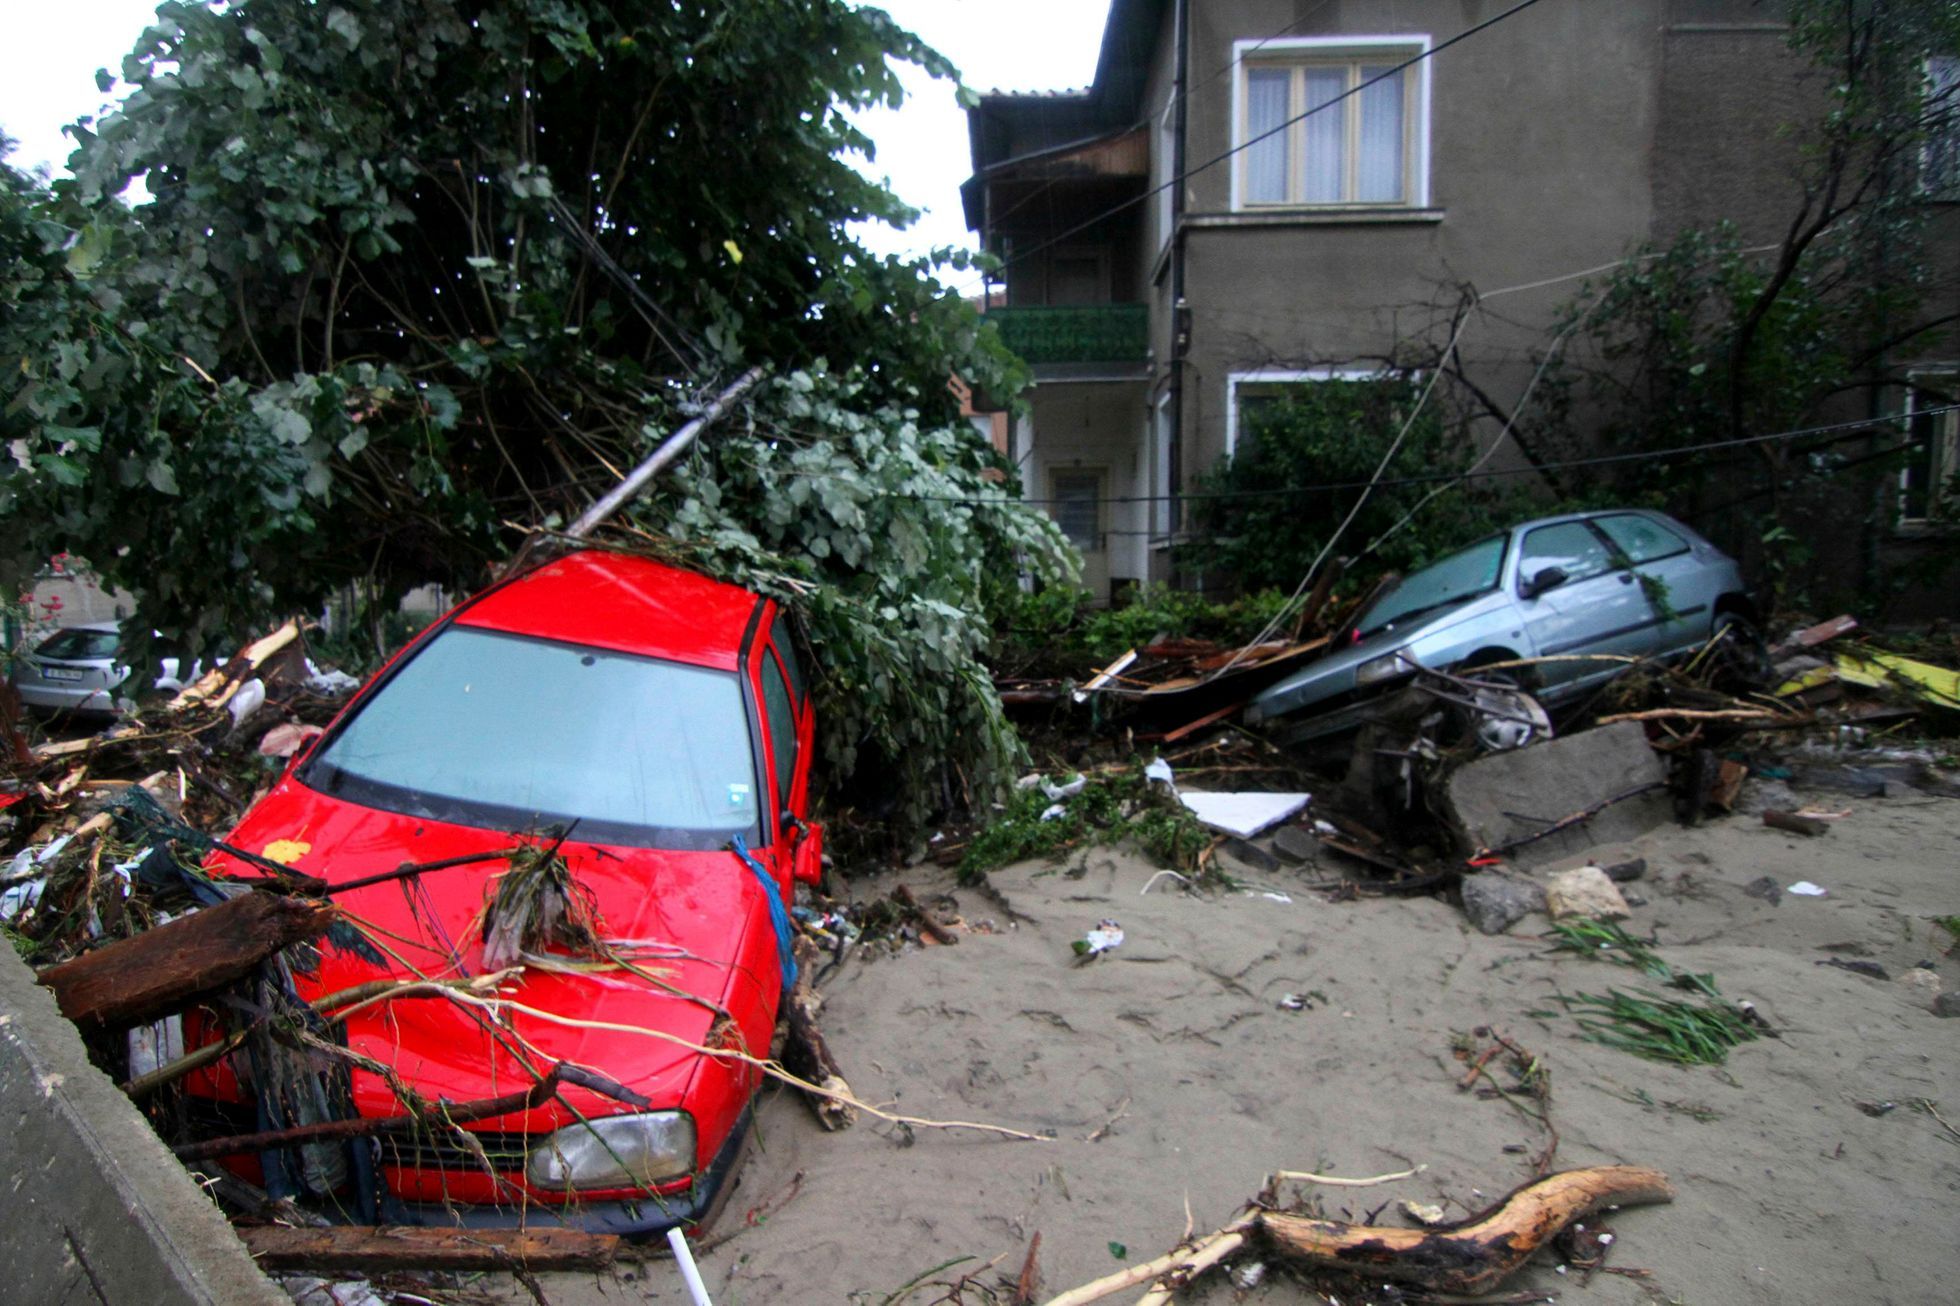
left=41, top=667, right=85, bottom=682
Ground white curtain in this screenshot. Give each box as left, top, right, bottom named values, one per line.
left=1244, top=68, right=1291, bottom=202
left=1356, top=66, right=1405, bottom=202
left=1301, top=68, right=1346, bottom=202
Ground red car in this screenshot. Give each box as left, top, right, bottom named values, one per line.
left=189, top=550, right=821, bottom=1233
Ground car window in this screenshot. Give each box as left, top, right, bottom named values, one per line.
left=761, top=651, right=797, bottom=808
left=770, top=612, right=805, bottom=703
left=1358, top=535, right=1507, bottom=636
left=36, top=628, right=120, bottom=661
left=1519, top=522, right=1615, bottom=588
left=307, top=627, right=760, bottom=850
left=1593, top=514, right=1689, bottom=565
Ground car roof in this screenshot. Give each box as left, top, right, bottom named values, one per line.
left=455, top=550, right=762, bottom=671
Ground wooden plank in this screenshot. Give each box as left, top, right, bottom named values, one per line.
left=1763, top=809, right=1830, bottom=837
left=37, top=892, right=335, bottom=1032
left=1159, top=701, right=1247, bottom=744
left=238, top=1225, right=618, bottom=1273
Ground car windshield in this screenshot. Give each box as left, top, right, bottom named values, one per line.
left=305, top=627, right=760, bottom=850
left=1357, top=535, right=1508, bottom=637
left=36, top=628, right=120, bottom=661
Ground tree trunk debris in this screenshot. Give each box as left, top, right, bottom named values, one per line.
left=1256, top=1164, right=1673, bottom=1295
left=893, top=883, right=958, bottom=945
left=782, top=936, right=857, bottom=1130
left=1763, top=809, right=1831, bottom=836
left=36, top=891, right=336, bottom=1033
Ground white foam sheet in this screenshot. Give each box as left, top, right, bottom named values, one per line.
left=1177, top=791, right=1311, bottom=838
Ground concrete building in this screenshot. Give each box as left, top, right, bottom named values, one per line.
left=963, top=0, right=1960, bottom=609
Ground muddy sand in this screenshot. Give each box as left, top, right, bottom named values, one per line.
left=528, top=789, right=1957, bottom=1305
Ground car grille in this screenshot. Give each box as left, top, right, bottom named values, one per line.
left=179, top=1097, right=529, bottom=1175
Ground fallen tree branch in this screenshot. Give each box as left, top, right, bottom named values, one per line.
left=1040, top=1213, right=1259, bottom=1306
left=1477, top=782, right=1667, bottom=859
left=1595, top=706, right=1800, bottom=726
left=1272, top=1164, right=1428, bottom=1188
left=1258, top=1164, right=1673, bottom=1294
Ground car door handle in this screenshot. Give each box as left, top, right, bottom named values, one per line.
left=1617, top=572, right=1635, bottom=584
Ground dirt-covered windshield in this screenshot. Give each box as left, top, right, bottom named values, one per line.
left=305, top=627, right=761, bottom=850
left=1357, top=535, right=1508, bottom=637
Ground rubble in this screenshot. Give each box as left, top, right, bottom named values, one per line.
left=1544, top=866, right=1633, bottom=922
left=1443, top=721, right=1672, bottom=865
left=1460, top=870, right=1547, bottom=935
left=1896, top=968, right=1944, bottom=1008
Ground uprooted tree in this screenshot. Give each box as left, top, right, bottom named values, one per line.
left=0, top=0, right=1075, bottom=832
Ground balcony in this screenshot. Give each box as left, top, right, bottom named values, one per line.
left=984, top=303, right=1148, bottom=367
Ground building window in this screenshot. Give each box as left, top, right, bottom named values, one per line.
left=1924, top=56, right=1959, bottom=200
left=1901, top=371, right=1958, bottom=524
left=1233, top=36, right=1431, bottom=210
left=1051, top=470, right=1104, bottom=552
left=1226, top=368, right=1390, bottom=456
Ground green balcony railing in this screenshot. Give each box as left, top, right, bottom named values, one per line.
left=985, top=303, right=1149, bottom=366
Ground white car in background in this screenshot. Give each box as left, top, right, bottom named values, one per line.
left=8, top=622, right=204, bottom=717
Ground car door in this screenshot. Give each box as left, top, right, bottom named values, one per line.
left=1513, top=519, right=1655, bottom=690
left=756, top=609, right=822, bottom=884
left=1590, top=512, right=1716, bottom=655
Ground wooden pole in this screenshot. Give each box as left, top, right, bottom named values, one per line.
left=237, top=1226, right=618, bottom=1274
left=564, top=366, right=767, bottom=540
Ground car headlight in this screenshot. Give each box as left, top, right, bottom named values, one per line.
left=526, top=1112, right=696, bottom=1190
left=1354, top=651, right=1413, bottom=686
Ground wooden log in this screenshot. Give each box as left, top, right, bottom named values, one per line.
left=1256, top=1165, right=1673, bottom=1296
left=893, top=883, right=958, bottom=946
left=238, top=1225, right=618, bottom=1273
left=1763, top=809, right=1830, bottom=837
left=782, top=937, right=856, bottom=1131
left=36, top=892, right=335, bottom=1033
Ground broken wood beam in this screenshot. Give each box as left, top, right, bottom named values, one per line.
left=894, top=883, right=958, bottom=946
left=237, top=1225, right=618, bottom=1274
left=1763, top=809, right=1831, bottom=836
left=36, top=892, right=336, bottom=1033
left=781, top=937, right=856, bottom=1131
left=1256, top=1165, right=1673, bottom=1295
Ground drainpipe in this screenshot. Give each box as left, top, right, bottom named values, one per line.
left=1168, top=0, right=1190, bottom=544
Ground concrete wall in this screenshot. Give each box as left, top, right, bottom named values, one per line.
left=1171, top=0, right=1667, bottom=483
left=0, top=947, right=287, bottom=1305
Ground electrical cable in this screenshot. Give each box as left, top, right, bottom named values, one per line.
left=961, top=0, right=1550, bottom=294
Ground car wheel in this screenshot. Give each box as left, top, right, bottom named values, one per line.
left=1710, top=613, right=1775, bottom=689
left=1445, top=658, right=1551, bottom=753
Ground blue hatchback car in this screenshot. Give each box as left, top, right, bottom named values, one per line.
left=1246, top=510, right=1758, bottom=743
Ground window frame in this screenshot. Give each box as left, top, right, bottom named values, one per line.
left=1230, top=35, right=1432, bottom=212
left=1921, top=55, right=1959, bottom=202
left=1900, top=369, right=1959, bottom=527
left=1225, top=367, right=1398, bottom=457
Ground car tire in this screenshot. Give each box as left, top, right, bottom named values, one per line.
left=1711, top=612, right=1775, bottom=689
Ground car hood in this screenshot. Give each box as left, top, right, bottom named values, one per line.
left=209, top=776, right=771, bottom=1124
left=1250, top=594, right=1499, bottom=720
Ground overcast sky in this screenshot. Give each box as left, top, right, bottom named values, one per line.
left=0, top=0, right=1112, bottom=270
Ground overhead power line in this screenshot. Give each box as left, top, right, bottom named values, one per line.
left=774, top=404, right=1958, bottom=508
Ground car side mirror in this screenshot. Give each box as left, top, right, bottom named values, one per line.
left=1524, top=565, right=1568, bottom=599
left=790, top=820, right=825, bottom=886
